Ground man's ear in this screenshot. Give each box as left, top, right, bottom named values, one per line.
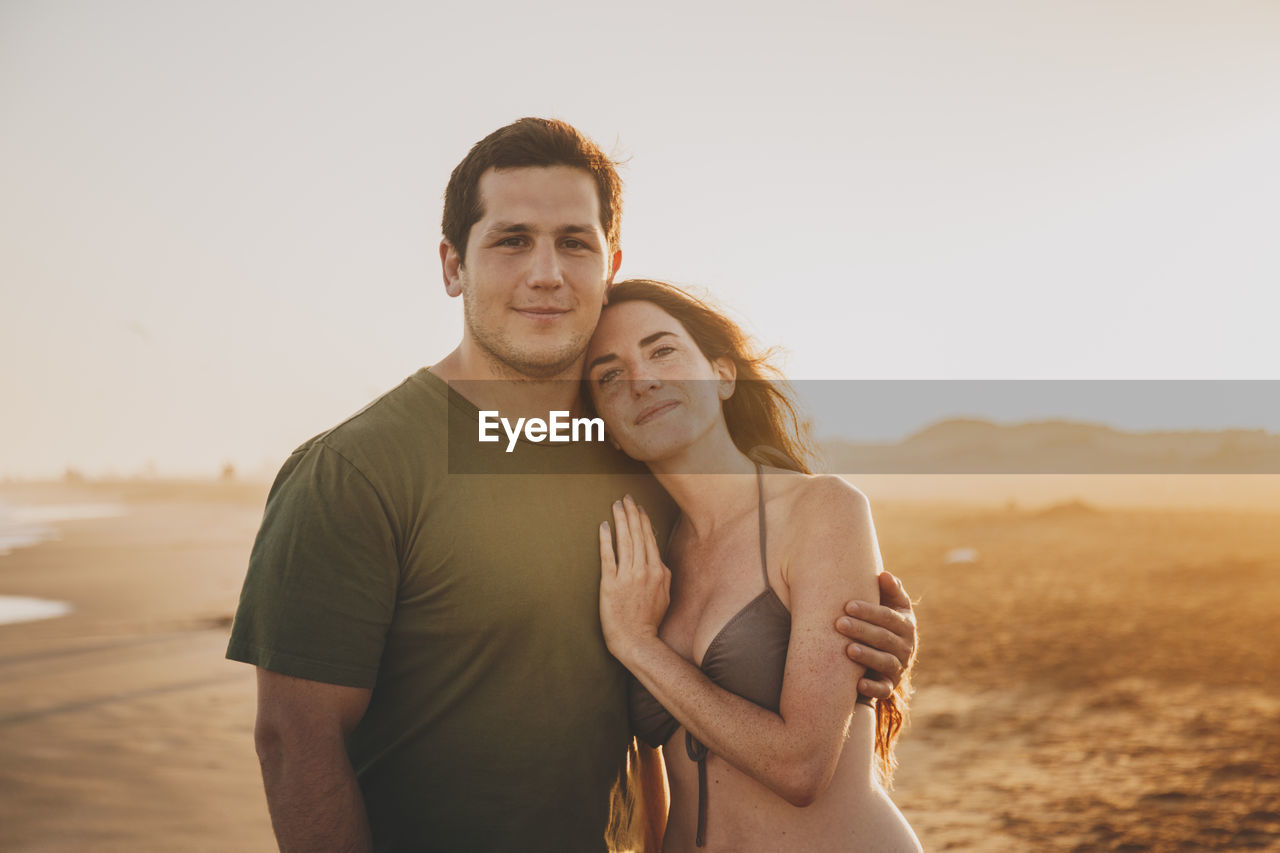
left=714, top=357, right=737, bottom=401
left=602, top=249, right=623, bottom=304
left=441, top=240, right=464, bottom=298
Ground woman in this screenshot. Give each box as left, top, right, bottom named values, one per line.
left=588, top=280, right=920, bottom=852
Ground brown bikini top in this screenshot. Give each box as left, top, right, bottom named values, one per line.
left=627, top=463, right=871, bottom=846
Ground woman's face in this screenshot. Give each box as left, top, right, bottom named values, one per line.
left=585, top=300, right=734, bottom=464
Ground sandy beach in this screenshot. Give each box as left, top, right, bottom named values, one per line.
left=1, top=478, right=1277, bottom=851
left=878, top=496, right=1280, bottom=851
left=0, top=480, right=273, bottom=852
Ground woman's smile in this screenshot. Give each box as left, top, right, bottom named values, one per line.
left=635, top=399, right=682, bottom=426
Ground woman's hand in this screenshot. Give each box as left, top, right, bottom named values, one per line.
left=599, top=495, right=671, bottom=664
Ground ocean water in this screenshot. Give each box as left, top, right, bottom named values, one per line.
left=0, top=498, right=126, bottom=625
left=0, top=595, right=73, bottom=626
left=0, top=500, right=126, bottom=557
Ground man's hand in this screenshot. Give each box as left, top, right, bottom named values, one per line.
left=834, top=570, right=917, bottom=700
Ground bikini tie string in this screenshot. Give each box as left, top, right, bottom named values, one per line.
left=685, top=731, right=709, bottom=847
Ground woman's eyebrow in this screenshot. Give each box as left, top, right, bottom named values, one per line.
left=587, top=352, right=617, bottom=372
left=588, top=331, right=678, bottom=373
left=639, top=331, right=676, bottom=347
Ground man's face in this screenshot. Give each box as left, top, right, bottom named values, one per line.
left=441, top=166, right=621, bottom=379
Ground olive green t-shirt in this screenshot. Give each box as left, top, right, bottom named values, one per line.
left=227, top=368, right=674, bottom=852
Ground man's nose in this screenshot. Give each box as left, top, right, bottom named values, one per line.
left=527, top=242, right=563, bottom=289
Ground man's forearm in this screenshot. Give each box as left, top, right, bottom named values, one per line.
left=257, top=733, right=373, bottom=853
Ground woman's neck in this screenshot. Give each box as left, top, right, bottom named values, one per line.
left=648, top=429, right=759, bottom=539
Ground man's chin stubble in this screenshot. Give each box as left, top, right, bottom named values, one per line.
left=468, top=325, right=589, bottom=381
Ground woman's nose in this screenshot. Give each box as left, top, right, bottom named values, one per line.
left=629, top=372, right=662, bottom=397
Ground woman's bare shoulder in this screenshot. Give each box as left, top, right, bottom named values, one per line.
left=772, top=473, right=877, bottom=582
left=780, top=473, right=872, bottom=531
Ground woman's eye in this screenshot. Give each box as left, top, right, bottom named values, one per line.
left=652, top=345, right=675, bottom=358
left=597, top=369, right=620, bottom=385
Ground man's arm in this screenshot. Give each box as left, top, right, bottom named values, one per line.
left=836, top=570, right=918, bottom=699
left=254, top=669, right=374, bottom=853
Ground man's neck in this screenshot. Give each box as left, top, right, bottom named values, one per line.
left=430, top=345, right=586, bottom=419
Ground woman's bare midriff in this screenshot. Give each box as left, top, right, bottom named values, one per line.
left=660, top=706, right=921, bottom=853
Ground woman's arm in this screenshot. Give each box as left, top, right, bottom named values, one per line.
left=600, top=480, right=881, bottom=807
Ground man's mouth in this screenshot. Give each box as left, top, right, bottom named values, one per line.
left=635, top=401, right=680, bottom=426
left=514, top=306, right=570, bottom=321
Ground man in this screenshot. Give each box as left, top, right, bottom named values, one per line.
left=227, top=118, right=917, bottom=852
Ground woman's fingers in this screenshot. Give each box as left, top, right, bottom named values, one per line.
left=612, top=500, right=633, bottom=571
left=638, top=505, right=662, bottom=572
left=600, top=499, right=667, bottom=654
left=622, top=495, right=645, bottom=570
left=599, top=521, right=617, bottom=579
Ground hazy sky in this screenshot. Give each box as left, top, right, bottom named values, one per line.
left=2, top=1, right=1278, bottom=478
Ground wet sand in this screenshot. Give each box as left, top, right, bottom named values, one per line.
left=1, top=479, right=1277, bottom=851
left=0, top=481, right=272, bottom=852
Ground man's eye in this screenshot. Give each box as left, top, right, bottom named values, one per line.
left=498, top=237, right=526, bottom=247
left=652, top=345, right=675, bottom=358
left=563, top=239, right=588, bottom=250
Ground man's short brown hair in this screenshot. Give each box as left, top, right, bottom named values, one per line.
left=442, top=118, right=622, bottom=264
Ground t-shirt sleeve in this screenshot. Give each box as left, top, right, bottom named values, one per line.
left=226, top=441, right=399, bottom=688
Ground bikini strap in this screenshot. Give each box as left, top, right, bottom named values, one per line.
left=755, top=462, right=769, bottom=588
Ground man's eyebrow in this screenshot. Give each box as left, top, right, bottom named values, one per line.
left=586, top=331, right=677, bottom=373
left=482, top=222, right=532, bottom=236
left=481, top=222, right=601, bottom=237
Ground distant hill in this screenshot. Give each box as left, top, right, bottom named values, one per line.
left=818, top=418, right=1280, bottom=473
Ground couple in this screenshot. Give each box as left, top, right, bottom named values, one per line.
left=228, top=118, right=919, bottom=852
